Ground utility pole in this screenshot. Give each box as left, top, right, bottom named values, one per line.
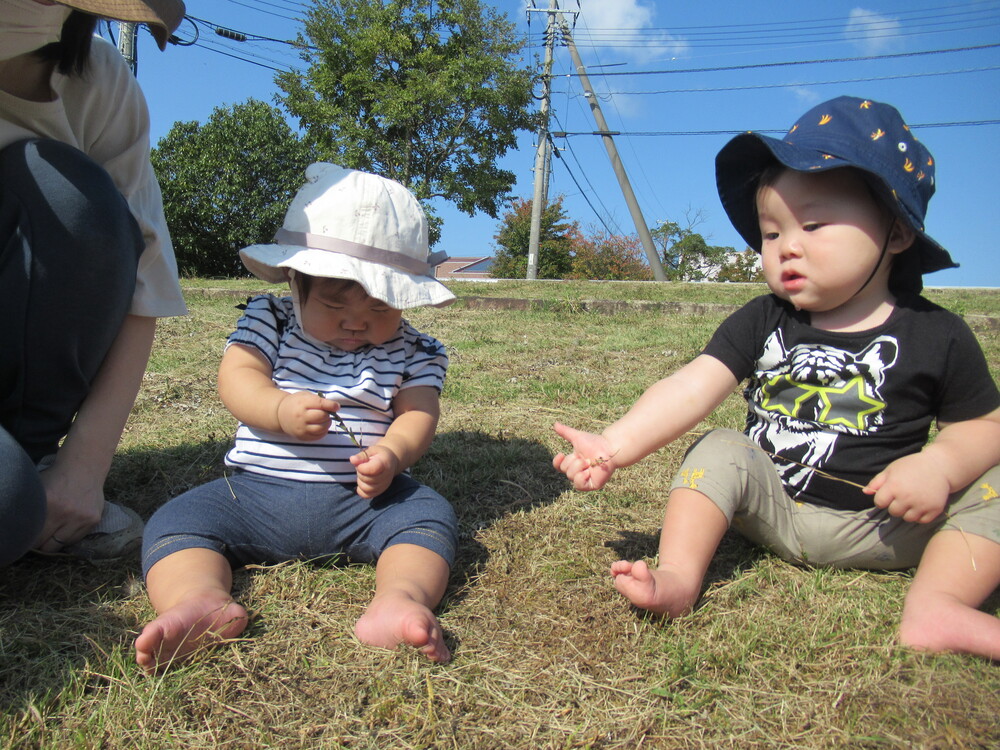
left=525, top=1, right=560, bottom=280
left=558, top=17, right=667, bottom=280
left=118, top=21, right=138, bottom=75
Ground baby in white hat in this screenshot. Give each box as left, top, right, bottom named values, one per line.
left=136, top=164, right=458, bottom=671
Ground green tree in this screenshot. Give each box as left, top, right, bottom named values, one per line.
left=717, top=247, right=766, bottom=282
left=152, top=99, right=315, bottom=277
left=276, top=0, right=537, bottom=244
left=491, top=197, right=575, bottom=279
left=652, top=220, right=734, bottom=282
left=568, top=230, right=652, bottom=281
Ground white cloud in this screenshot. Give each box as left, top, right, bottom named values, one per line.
left=576, top=0, right=690, bottom=64
left=845, top=8, right=902, bottom=55
left=791, top=86, right=824, bottom=109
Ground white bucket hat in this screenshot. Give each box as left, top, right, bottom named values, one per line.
left=240, top=163, right=456, bottom=310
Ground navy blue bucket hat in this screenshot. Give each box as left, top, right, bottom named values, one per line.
left=715, top=96, right=957, bottom=289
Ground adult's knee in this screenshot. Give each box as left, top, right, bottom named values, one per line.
left=0, top=138, right=143, bottom=271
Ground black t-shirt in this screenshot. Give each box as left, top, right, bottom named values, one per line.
left=703, top=294, right=1000, bottom=511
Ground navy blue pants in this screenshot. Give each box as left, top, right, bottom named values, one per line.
left=0, top=139, right=142, bottom=565
left=142, top=471, right=458, bottom=578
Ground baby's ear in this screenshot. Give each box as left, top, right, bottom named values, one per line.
left=888, top=220, right=916, bottom=254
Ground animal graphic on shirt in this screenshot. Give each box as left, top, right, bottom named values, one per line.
left=746, top=329, right=898, bottom=497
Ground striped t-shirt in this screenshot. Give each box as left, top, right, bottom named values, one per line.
left=223, top=294, right=448, bottom=483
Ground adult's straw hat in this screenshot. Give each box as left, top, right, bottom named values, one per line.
left=62, top=1, right=185, bottom=50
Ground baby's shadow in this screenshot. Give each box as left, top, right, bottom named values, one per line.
left=413, top=429, right=565, bottom=595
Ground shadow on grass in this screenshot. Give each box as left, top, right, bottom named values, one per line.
left=603, top=528, right=769, bottom=611
left=415, top=430, right=566, bottom=590
left=0, top=437, right=232, bottom=715
left=1, top=429, right=565, bottom=707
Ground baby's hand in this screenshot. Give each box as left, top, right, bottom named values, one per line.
left=277, top=392, right=339, bottom=441
left=350, top=446, right=398, bottom=499
left=552, top=422, right=618, bottom=491
left=864, top=452, right=949, bottom=524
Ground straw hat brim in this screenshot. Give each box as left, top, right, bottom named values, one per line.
left=65, top=0, right=185, bottom=50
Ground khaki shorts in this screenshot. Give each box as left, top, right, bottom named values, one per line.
left=669, top=429, right=1000, bottom=570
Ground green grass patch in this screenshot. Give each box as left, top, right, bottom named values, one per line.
left=2, top=281, right=998, bottom=748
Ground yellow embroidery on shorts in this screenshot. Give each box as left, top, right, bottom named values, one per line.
left=980, top=483, right=999, bottom=502
left=680, top=468, right=705, bottom=489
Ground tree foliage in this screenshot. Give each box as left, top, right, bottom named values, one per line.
left=152, top=99, right=315, bottom=277
left=490, top=197, right=576, bottom=279
left=276, top=0, right=537, bottom=244
left=716, top=247, right=766, bottom=282
left=652, top=220, right=735, bottom=282
left=567, top=231, right=652, bottom=281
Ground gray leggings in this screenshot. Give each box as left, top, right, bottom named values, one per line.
left=0, top=139, right=142, bottom=565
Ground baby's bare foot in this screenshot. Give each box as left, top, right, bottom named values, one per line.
left=135, top=592, right=248, bottom=673
left=355, top=593, right=450, bottom=663
left=611, top=559, right=699, bottom=618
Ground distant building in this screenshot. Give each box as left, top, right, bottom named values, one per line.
left=435, top=256, right=493, bottom=280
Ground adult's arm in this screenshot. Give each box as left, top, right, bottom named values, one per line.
left=34, top=315, right=156, bottom=552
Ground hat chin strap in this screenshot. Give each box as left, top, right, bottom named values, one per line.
left=849, top=219, right=894, bottom=302
left=287, top=270, right=340, bottom=351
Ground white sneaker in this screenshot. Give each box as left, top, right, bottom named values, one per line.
left=36, top=455, right=145, bottom=560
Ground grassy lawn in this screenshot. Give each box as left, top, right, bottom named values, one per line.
left=2, top=280, right=998, bottom=748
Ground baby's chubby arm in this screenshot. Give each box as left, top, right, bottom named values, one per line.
left=864, top=406, right=1000, bottom=523
left=553, top=354, right=738, bottom=491
left=351, top=385, right=441, bottom=499
left=218, top=343, right=340, bottom=441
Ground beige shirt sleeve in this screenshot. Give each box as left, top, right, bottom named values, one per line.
left=0, top=38, right=187, bottom=318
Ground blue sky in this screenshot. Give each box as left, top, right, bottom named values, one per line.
left=110, top=0, right=1000, bottom=287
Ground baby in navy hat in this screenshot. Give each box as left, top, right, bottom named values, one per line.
left=553, top=97, right=1000, bottom=659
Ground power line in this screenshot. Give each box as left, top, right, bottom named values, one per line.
left=219, top=0, right=304, bottom=23
left=185, top=14, right=317, bottom=50
left=525, top=3, right=1000, bottom=45
left=569, top=8, right=669, bottom=229
left=567, top=65, right=1000, bottom=97
left=561, top=43, right=1000, bottom=76
left=553, top=120, right=1000, bottom=138
left=551, top=113, right=622, bottom=236
left=552, top=142, right=621, bottom=238
left=536, top=15, right=1000, bottom=49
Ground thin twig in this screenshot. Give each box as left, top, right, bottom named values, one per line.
left=721, top=438, right=867, bottom=489
left=722, top=439, right=978, bottom=569
left=331, top=411, right=363, bottom=450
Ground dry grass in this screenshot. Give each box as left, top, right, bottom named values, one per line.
left=1, top=282, right=998, bottom=749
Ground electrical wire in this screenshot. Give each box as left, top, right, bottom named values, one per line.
left=553, top=119, right=1000, bottom=138
left=567, top=8, right=668, bottom=228
left=550, top=113, right=622, bottom=236
left=564, top=65, right=1000, bottom=97
left=563, top=43, right=1000, bottom=76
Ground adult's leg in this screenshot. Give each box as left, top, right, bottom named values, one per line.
left=0, top=426, right=45, bottom=566
left=0, top=139, right=142, bottom=461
